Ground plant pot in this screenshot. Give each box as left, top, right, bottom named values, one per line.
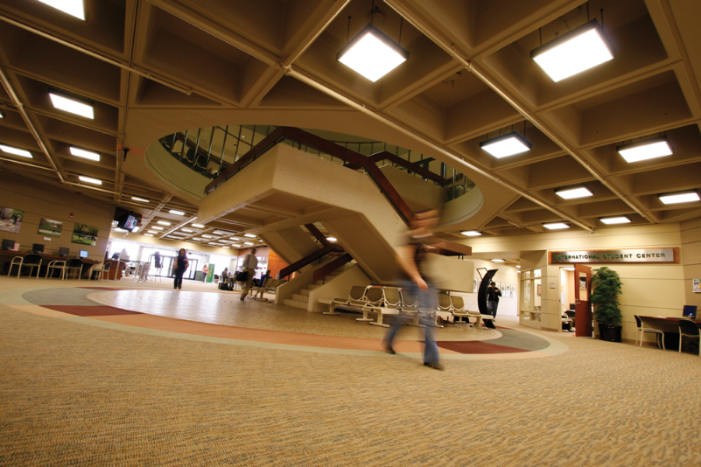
left=598, top=324, right=622, bottom=342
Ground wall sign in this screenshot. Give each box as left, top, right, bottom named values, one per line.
left=549, top=248, right=679, bottom=264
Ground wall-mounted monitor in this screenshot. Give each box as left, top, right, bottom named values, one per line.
left=79, top=250, right=89, bottom=259
left=58, top=247, right=69, bottom=257
left=32, top=243, right=45, bottom=254
left=1, top=239, right=14, bottom=250
left=683, top=305, right=697, bottom=320
left=115, top=208, right=139, bottom=232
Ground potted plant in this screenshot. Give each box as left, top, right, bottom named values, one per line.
left=591, top=267, right=624, bottom=342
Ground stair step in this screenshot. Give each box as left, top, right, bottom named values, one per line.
left=308, top=284, right=320, bottom=290
left=300, top=289, right=311, bottom=297
left=284, top=298, right=308, bottom=309
left=292, top=293, right=309, bottom=302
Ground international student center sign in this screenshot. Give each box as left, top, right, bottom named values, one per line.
left=549, top=248, right=678, bottom=264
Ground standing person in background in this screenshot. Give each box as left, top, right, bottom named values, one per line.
left=487, top=282, right=502, bottom=318
left=239, top=248, right=258, bottom=301
left=202, top=264, right=209, bottom=282
left=383, top=209, right=445, bottom=371
left=154, top=251, right=162, bottom=269
left=173, top=248, right=189, bottom=290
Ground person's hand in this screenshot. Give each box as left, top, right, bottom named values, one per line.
left=416, top=277, right=428, bottom=291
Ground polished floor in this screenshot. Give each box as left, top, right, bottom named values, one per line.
left=0, top=275, right=568, bottom=361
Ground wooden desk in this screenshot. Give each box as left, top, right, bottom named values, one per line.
left=639, top=316, right=701, bottom=350
left=1, top=250, right=98, bottom=277
left=104, top=259, right=126, bottom=280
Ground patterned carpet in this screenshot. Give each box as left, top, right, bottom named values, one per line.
left=1, top=281, right=700, bottom=465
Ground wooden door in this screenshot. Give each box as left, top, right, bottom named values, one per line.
left=574, top=264, right=592, bottom=337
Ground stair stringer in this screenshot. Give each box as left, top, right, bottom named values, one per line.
left=275, top=256, right=338, bottom=307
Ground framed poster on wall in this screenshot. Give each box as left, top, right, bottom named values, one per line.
left=0, top=207, right=23, bottom=233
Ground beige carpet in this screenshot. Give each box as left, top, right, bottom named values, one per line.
left=1, top=298, right=700, bottom=465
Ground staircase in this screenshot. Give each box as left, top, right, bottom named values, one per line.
left=283, top=271, right=342, bottom=310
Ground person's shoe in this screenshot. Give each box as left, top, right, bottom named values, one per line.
left=424, top=362, right=445, bottom=371
left=382, top=343, right=395, bottom=354
left=240, top=297, right=245, bottom=301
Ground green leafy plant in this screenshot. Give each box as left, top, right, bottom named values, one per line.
left=591, top=267, right=623, bottom=327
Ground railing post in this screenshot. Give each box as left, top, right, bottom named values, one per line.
left=180, top=130, right=188, bottom=161
left=218, top=125, right=229, bottom=175
left=203, top=127, right=215, bottom=170
left=193, top=129, right=201, bottom=164
left=235, top=125, right=243, bottom=162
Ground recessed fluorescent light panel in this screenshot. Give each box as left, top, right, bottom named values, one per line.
left=244, top=242, right=255, bottom=246
left=600, top=216, right=631, bottom=225
left=151, top=226, right=163, bottom=231
left=0, top=110, right=4, bottom=118
left=326, top=237, right=337, bottom=242
left=231, top=244, right=241, bottom=248
left=555, top=186, right=594, bottom=200
left=460, top=231, right=482, bottom=237
left=131, top=197, right=149, bottom=203
left=78, top=175, right=101, bottom=185
left=37, top=0, right=85, bottom=20
left=531, top=19, right=614, bottom=82
left=337, top=24, right=409, bottom=82
left=492, top=259, right=505, bottom=263
left=617, top=137, right=673, bottom=163
left=169, top=210, right=185, bottom=215
left=157, top=221, right=171, bottom=226
left=658, top=191, right=700, bottom=205
left=202, top=234, right=214, bottom=239
left=181, top=228, right=193, bottom=233
left=69, top=147, right=100, bottom=161
left=191, top=223, right=205, bottom=228
left=132, top=227, right=139, bottom=233
left=479, top=132, right=532, bottom=158
left=244, top=234, right=257, bottom=238
left=543, top=222, right=570, bottom=230
left=0, top=145, right=32, bottom=158
left=144, top=234, right=154, bottom=237
left=49, top=92, right=94, bottom=119
left=147, top=230, right=159, bottom=234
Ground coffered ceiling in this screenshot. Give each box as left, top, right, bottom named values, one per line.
left=0, top=0, right=699, bottom=243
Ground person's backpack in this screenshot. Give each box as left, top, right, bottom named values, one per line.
left=236, top=271, right=248, bottom=282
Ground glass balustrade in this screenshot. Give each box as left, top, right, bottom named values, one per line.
left=158, top=125, right=473, bottom=200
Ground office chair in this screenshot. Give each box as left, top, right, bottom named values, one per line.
left=679, top=319, right=700, bottom=356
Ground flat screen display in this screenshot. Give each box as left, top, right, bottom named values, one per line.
left=683, top=305, right=697, bottom=320
left=1, top=239, right=14, bottom=250
left=32, top=243, right=45, bottom=254
left=79, top=250, right=89, bottom=258
left=59, top=247, right=69, bottom=257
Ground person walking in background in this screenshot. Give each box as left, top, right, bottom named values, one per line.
left=383, top=209, right=445, bottom=371
left=239, top=248, right=258, bottom=301
left=173, top=248, right=189, bottom=290
left=487, top=282, right=502, bottom=318
left=202, top=264, right=209, bottom=282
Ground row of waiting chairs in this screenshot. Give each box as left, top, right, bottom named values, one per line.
left=8, top=255, right=113, bottom=281
left=324, top=285, right=495, bottom=328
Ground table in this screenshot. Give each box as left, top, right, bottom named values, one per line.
left=1, top=250, right=98, bottom=278
left=639, top=316, right=701, bottom=350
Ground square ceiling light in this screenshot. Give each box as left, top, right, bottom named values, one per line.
left=492, top=259, right=505, bottom=263
left=531, top=20, right=614, bottom=82
left=600, top=216, right=631, bottom=225
left=460, top=231, right=482, bottom=237
left=70, top=146, right=100, bottom=161
left=157, top=221, right=171, bottom=226
left=131, top=197, right=149, bottom=203
left=181, top=228, right=193, bottom=233
left=78, top=175, right=101, bottom=185
left=169, top=210, right=185, bottom=215
left=49, top=91, right=94, bottom=119
left=479, top=132, right=532, bottom=158
left=543, top=222, right=570, bottom=230
left=617, top=137, right=673, bottom=163
left=555, top=185, right=594, bottom=200
left=38, top=0, right=85, bottom=20
left=0, top=110, right=4, bottom=118
left=337, top=24, right=409, bottom=82
left=191, top=223, right=205, bottom=228
left=659, top=191, right=700, bottom=205
left=0, top=145, right=32, bottom=158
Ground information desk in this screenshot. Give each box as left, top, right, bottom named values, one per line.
left=639, top=316, right=701, bottom=350
left=1, top=250, right=98, bottom=279
left=104, top=259, right=127, bottom=280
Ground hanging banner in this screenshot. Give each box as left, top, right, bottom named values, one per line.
left=549, top=248, right=678, bottom=264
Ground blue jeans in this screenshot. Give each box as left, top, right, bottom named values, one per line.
left=384, top=280, right=440, bottom=364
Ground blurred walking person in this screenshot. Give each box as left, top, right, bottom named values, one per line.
left=173, top=248, right=189, bottom=290
left=383, top=209, right=444, bottom=370
left=239, top=248, right=258, bottom=301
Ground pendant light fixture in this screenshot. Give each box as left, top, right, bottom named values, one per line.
left=479, top=132, right=532, bottom=158
left=337, top=5, right=408, bottom=83
left=617, top=137, right=673, bottom=163
left=531, top=19, right=614, bottom=82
